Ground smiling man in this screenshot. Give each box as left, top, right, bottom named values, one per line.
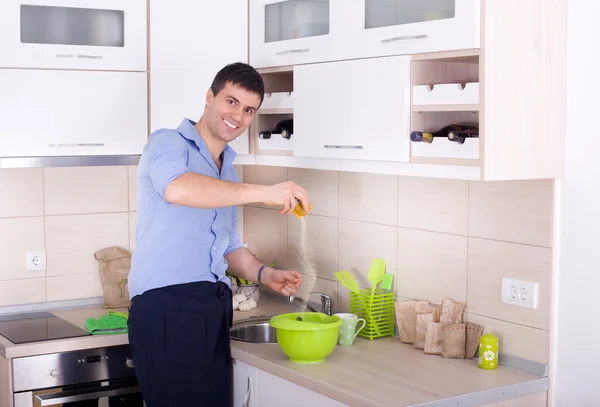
left=127, top=62, right=310, bottom=407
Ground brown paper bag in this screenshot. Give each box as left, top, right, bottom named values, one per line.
left=413, top=312, right=434, bottom=350
left=95, top=246, right=132, bottom=309
left=395, top=300, right=429, bottom=344
left=442, top=323, right=466, bottom=359
left=440, top=298, right=466, bottom=324
left=413, top=303, right=440, bottom=350
left=424, top=322, right=445, bottom=355
left=465, top=322, right=484, bottom=358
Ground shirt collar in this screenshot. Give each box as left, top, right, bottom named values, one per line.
left=177, top=118, right=237, bottom=174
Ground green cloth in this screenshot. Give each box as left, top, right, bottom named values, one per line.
left=85, top=310, right=129, bottom=335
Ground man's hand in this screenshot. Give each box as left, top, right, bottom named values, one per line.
left=262, top=267, right=302, bottom=296
left=263, top=181, right=310, bottom=216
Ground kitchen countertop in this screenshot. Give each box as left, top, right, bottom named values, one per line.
left=0, top=300, right=547, bottom=407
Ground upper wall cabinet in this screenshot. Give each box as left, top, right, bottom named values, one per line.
left=149, top=0, right=249, bottom=155
left=0, top=0, right=147, bottom=72
left=250, top=0, right=480, bottom=69
left=294, top=56, right=411, bottom=162
left=354, top=0, right=480, bottom=60
left=0, top=69, right=148, bottom=157
left=250, top=0, right=347, bottom=69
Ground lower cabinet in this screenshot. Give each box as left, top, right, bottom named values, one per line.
left=232, top=359, right=349, bottom=407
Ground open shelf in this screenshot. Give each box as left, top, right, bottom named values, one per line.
left=409, top=50, right=481, bottom=165
left=250, top=67, right=295, bottom=156
left=412, top=104, right=480, bottom=112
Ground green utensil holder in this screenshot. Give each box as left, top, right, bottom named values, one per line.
left=349, top=289, right=395, bottom=340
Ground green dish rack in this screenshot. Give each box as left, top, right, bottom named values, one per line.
left=349, top=289, right=395, bottom=340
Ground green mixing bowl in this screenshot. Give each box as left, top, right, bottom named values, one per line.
left=269, top=312, right=342, bottom=364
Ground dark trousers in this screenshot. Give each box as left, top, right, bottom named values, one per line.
left=127, top=281, right=233, bottom=407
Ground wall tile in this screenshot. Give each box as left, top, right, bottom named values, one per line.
left=129, top=212, right=138, bottom=252
left=339, top=172, right=398, bottom=226
left=244, top=207, right=287, bottom=269
left=44, top=166, right=128, bottom=215
left=288, top=168, right=338, bottom=217
left=243, top=166, right=287, bottom=210
left=294, top=276, right=337, bottom=311
left=288, top=215, right=337, bottom=281
left=397, top=176, right=468, bottom=235
left=0, top=217, right=45, bottom=281
left=0, top=168, right=44, bottom=218
left=45, top=213, right=130, bottom=276
left=47, top=273, right=103, bottom=302
left=129, top=166, right=138, bottom=211
left=397, top=228, right=467, bottom=304
left=467, top=238, right=552, bottom=330
left=0, top=278, right=46, bottom=306
left=234, top=165, right=244, bottom=182
left=338, top=219, right=397, bottom=288
left=469, top=180, right=553, bottom=247
left=466, top=314, right=549, bottom=363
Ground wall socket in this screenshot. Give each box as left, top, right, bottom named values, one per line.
left=501, top=278, right=538, bottom=309
left=27, top=251, right=46, bottom=271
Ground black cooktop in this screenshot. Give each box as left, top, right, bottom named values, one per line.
left=0, top=311, right=90, bottom=344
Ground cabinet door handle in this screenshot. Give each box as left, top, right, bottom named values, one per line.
left=381, top=34, right=427, bottom=43
left=275, top=48, right=310, bottom=56
left=324, top=145, right=363, bottom=150
left=48, top=143, right=105, bottom=148
left=47, top=54, right=103, bottom=59
left=242, top=377, right=251, bottom=407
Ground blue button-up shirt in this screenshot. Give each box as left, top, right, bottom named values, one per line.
left=128, top=119, right=242, bottom=298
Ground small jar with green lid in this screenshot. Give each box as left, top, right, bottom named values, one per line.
left=479, top=333, right=499, bottom=370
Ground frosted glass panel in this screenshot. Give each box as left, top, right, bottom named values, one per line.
left=265, top=0, right=329, bottom=43
left=365, top=0, right=455, bottom=29
left=20, top=5, right=124, bottom=47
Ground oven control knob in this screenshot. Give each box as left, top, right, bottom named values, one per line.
left=49, top=369, right=61, bottom=378
left=126, top=358, right=135, bottom=369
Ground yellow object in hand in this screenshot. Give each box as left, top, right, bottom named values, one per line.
left=293, top=201, right=312, bottom=218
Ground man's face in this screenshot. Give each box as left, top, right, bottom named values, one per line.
left=204, top=81, right=261, bottom=144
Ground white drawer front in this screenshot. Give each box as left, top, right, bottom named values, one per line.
left=0, top=0, right=147, bottom=71
left=0, top=69, right=148, bottom=157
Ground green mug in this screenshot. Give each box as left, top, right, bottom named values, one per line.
left=334, top=313, right=366, bottom=346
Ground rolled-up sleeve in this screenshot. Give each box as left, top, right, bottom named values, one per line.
left=145, top=131, right=188, bottom=201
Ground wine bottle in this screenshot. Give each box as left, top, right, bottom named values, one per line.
left=448, top=125, right=479, bottom=144
left=258, top=119, right=294, bottom=140
left=411, top=124, right=462, bottom=144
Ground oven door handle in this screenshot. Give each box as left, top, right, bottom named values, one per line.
left=35, top=383, right=141, bottom=406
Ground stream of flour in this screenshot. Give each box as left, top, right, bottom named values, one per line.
left=297, top=216, right=317, bottom=312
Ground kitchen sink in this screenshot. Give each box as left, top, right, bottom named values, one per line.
left=230, top=315, right=278, bottom=344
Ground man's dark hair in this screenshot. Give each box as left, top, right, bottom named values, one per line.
left=210, top=62, right=265, bottom=106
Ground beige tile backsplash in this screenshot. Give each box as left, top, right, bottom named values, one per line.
left=0, top=164, right=555, bottom=364
left=243, top=167, right=555, bottom=363
left=0, top=166, right=137, bottom=306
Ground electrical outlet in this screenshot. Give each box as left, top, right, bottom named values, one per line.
left=27, top=251, right=46, bottom=271
left=501, top=278, right=538, bottom=309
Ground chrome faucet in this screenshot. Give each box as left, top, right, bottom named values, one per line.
left=288, top=292, right=333, bottom=316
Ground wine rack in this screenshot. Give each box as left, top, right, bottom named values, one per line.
left=251, top=66, right=294, bottom=156
left=409, top=50, right=480, bottom=166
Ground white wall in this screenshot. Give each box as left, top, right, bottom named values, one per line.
left=552, top=0, right=600, bottom=405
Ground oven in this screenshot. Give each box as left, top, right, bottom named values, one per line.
left=12, top=345, right=145, bottom=407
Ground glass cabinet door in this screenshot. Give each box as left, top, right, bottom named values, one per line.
left=365, top=0, right=456, bottom=30
left=264, top=0, right=330, bottom=43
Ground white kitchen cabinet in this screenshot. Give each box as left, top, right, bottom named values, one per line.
left=293, top=55, right=410, bottom=162
left=0, top=0, right=147, bottom=72
left=249, top=0, right=349, bottom=69
left=149, top=0, right=249, bottom=155
left=351, top=0, right=480, bottom=60
left=233, top=360, right=257, bottom=407
left=256, top=368, right=348, bottom=407
left=0, top=69, right=148, bottom=157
